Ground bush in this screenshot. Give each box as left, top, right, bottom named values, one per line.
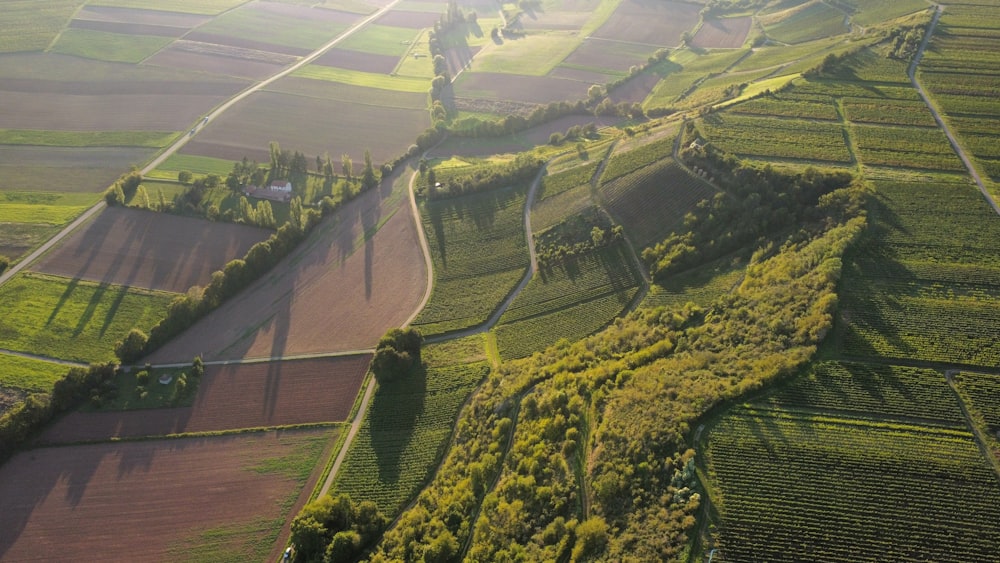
left=371, top=328, right=423, bottom=383
left=115, top=328, right=149, bottom=364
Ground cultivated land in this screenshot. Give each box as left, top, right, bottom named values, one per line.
left=0, top=428, right=336, bottom=562
left=31, top=207, right=272, bottom=293
left=145, top=174, right=426, bottom=363
left=39, top=355, right=370, bottom=443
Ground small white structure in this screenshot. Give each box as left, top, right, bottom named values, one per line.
left=270, top=180, right=292, bottom=193
left=689, top=138, right=707, bottom=150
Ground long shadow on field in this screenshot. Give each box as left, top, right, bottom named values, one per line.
left=368, top=363, right=427, bottom=489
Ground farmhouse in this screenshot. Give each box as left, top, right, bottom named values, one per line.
left=270, top=180, right=292, bottom=193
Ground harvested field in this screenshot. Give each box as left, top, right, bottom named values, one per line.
left=184, top=31, right=312, bottom=57
left=549, top=66, right=617, bottom=84
left=376, top=9, right=441, bottom=27
left=591, top=0, right=700, bottom=46
left=31, top=207, right=272, bottom=294
left=520, top=11, right=590, bottom=30
left=266, top=77, right=427, bottom=109
left=194, top=1, right=352, bottom=51
left=608, top=71, right=660, bottom=103
left=180, top=90, right=430, bottom=165
left=145, top=175, right=426, bottom=363
left=74, top=5, right=211, bottom=27
left=690, top=17, right=752, bottom=49
left=0, top=147, right=156, bottom=193
left=455, top=72, right=587, bottom=104
left=560, top=38, right=659, bottom=72
left=314, top=48, right=400, bottom=74
left=39, top=355, right=369, bottom=443
left=0, top=88, right=240, bottom=131
left=144, top=45, right=288, bottom=79
left=68, top=18, right=189, bottom=37
left=0, top=429, right=335, bottom=562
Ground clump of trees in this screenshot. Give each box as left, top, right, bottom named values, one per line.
left=103, top=169, right=143, bottom=206
left=425, top=153, right=544, bottom=199
left=371, top=328, right=423, bottom=383
left=289, top=493, right=386, bottom=563
left=0, top=254, right=9, bottom=274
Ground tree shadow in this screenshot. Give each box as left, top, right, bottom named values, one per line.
left=368, top=363, right=427, bottom=488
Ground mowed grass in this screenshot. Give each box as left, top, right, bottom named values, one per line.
left=0, top=273, right=174, bottom=363
left=337, top=24, right=422, bottom=57
left=495, top=242, right=642, bottom=360
left=0, top=129, right=178, bottom=148
left=848, top=0, right=930, bottom=27
left=0, top=0, right=79, bottom=53
left=85, top=0, right=248, bottom=15
left=151, top=153, right=235, bottom=179
left=643, top=49, right=749, bottom=109
left=293, top=65, right=430, bottom=92
left=0, top=353, right=69, bottom=393
left=474, top=31, right=582, bottom=76
left=49, top=29, right=174, bottom=64
left=333, top=337, right=489, bottom=515
left=762, top=0, right=848, bottom=44
left=1, top=192, right=99, bottom=225
left=412, top=186, right=531, bottom=335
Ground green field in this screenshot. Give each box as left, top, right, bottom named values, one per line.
left=0, top=0, right=79, bottom=53
left=50, top=29, right=174, bottom=64
left=318, top=0, right=379, bottom=14
left=0, top=129, right=178, bottom=148
left=411, top=185, right=531, bottom=335
left=643, top=49, right=748, bottom=109
left=641, top=252, right=745, bottom=310
left=848, top=0, right=930, bottom=27
left=292, top=65, right=430, bottom=92
left=0, top=192, right=98, bottom=225
left=151, top=154, right=236, bottom=179
left=337, top=24, right=422, bottom=57
left=852, top=124, right=965, bottom=171
left=0, top=353, right=69, bottom=393
left=195, top=5, right=349, bottom=50
left=86, top=0, right=249, bottom=15
left=495, top=242, right=641, bottom=359
left=0, top=273, right=174, bottom=363
left=473, top=30, right=582, bottom=76
left=698, top=113, right=852, bottom=164
left=954, top=372, right=1000, bottom=428
left=762, top=0, right=849, bottom=44
left=333, top=337, right=489, bottom=515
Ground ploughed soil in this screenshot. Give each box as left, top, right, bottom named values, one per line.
left=0, top=428, right=335, bottom=562
left=144, top=175, right=426, bottom=363
left=591, top=0, right=700, bottom=46
left=31, top=207, right=272, bottom=294
left=690, top=17, right=753, bottom=49
left=314, top=48, right=400, bottom=74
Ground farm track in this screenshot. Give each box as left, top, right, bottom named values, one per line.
left=944, top=370, right=1000, bottom=481
left=0, top=348, right=87, bottom=369
left=909, top=4, right=1000, bottom=217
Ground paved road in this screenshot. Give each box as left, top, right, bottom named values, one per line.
left=909, top=4, right=1000, bottom=216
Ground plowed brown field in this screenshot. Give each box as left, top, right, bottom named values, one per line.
left=145, top=175, right=426, bottom=363
left=690, top=17, right=752, bottom=49
left=31, top=207, right=272, bottom=294
left=38, top=355, right=369, bottom=443
left=592, top=0, right=699, bottom=46
left=0, top=428, right=335, bottom=562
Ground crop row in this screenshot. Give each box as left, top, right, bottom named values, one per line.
left=954, top=372, right=1000, bottom=427
left=412, top=187, right=530, bottom=334
left=706, top=408, right=1000, bottom=562
left=532, top=184, right=594, bottom=234
left=600, top=159, right=718, bottom=249
left=698, top=114, right=851, bottom=164
left=731, top=96, right=839, bottom=120
left=334, top=361, right=490, bottom=515
left=851, top=124, right=964, bottom=171
left=841, top=98, right=938, bottom=127
left=791, top=79, right=921, bottom=101
left=599, top=135, right=676, bottom=185
left=758, top=361, right=965, bottom=424
left=640, top=253, right=745, bottom=310
left=537, top=161, right=599, bottom=201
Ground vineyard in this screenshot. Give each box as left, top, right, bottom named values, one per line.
left=599, top=158, right=719, bottom=249
left=641, top=253, right=745, bottom=310
left=536, top=161, right=599, bottom=202
left=697, top=113, right=852, bottom=164
left=851, top=124, right=964, bottom=171
left=333, top=343, right=489, bottom=515
left=953, top=372, right=1000, bottom=428
left=494, top=242, right=641, bottom=360
left=411, top=185, right=530, bottom=335
left=599, top=134, right=677, bottom=185
left=840, top=98, right=938, bottom=127
left=730, top=94, right=839, bottom=121
left=705, top=408, right=1000, bottom=562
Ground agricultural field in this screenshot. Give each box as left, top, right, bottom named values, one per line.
left=188, top=1, right=357, bottom=52
left=31, top=207, right=272, bottom=293
left=0, top=0, right=79, bottom=53
left=0, top=192, right=97, bottom=225
left=590, top=0, right=699, bottom=47
left=760, top=0, right=849, bottom=45
left=641, top=252, right=745, bottom=310
left=642, top=48, right=751, bottom=110
left=851, top=124, right=965, bottom=171
left=49, top=28, right=174, bottom=64
left=411, top=185, right=530, bottom=335
left=697, top=113, right=852, bottom=165
left=39, top=355, right=370, bottom=443
left=144, top=174, right=426, bottom=363
left=333, top=337, right=488, bottom=515
left=600, top=158, right=719, bottom=249
left=0, top=428, right=335, bottom=562
left=336, top=24, right=422, bottom=57
left=846, top=0, right=930, bottom=27
left=0, top=273, right=173, bottom=364
left=0, top=353, right=69, bottom=412
left=494, top=241, right=641, bottom=359
left=453, top=72, right=589, bottom=105
left=689, top=17, right=753, bottom=49
left=953, top=372, right=1000, bottom=428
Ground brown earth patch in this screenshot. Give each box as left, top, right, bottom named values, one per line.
left=0, top=147, right=157, bottom=193
left=443, top=44, right=481, bottom=76
left=74, top=5, right=211, bottom=27
left=549, top=66, right=618, bottom=84
left=144, top=174, right=427, bottom=363
left=454, top=72, right=588, bottom=104
left=560, top=38, right=657, bottom=72
left=37, top=355, right=369, bottom=444
left=314, top=48, right=400, bottom=74
left=518, top=10, right=590, bottom=30
left=180, top=90, right=429, bottom=165
left=0, top=386, right=27, bottom=413
left=690, top=17, right=752, bottom=49
left=68, top=18, right=189, bottom=37
left=0, top=77, right=245, bottom=96
left=31, top=207, right=272, bottom=294
left=0, top=428, right=334, bottom=562
left=248, top=0, right=364, bottom=23
left=608, top=71, right=660, bottom=104
left=143, top=46, right=288, bottom=80
left=591, top=0, right=700, bottom=46
left=184, top=31, right=312, bottom=57
left=376, top=9, right=442, bottom=27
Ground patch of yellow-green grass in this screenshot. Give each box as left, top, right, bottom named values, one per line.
left=0, top=353, right=70, bottom=392
left=50, top=28, right=174, bottom=64
left=0, top=273, right=175, bottom=363
left=0, top=129, right=178, bottom=148
left=317, top=0, right=378, bottom=14
left=338, top=24, right=423, bottom=57
left=0, top=192, right=99, bottom=225
left=715, top=74, right=803, bottom=109
left=152, top=154, right=235, bottom=179
left=580, top=0, right=625, bottom=37
left=393, top=29, right=434, bottom=79
left=0, top=0, right=79, bottom=54
left=293, top=64, right=430, bottom=93
left=473, top=30, right=581, bottom=76
left=195, top=5, right=348, bottom=50
left=85, top=0, right=249, bottom=16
